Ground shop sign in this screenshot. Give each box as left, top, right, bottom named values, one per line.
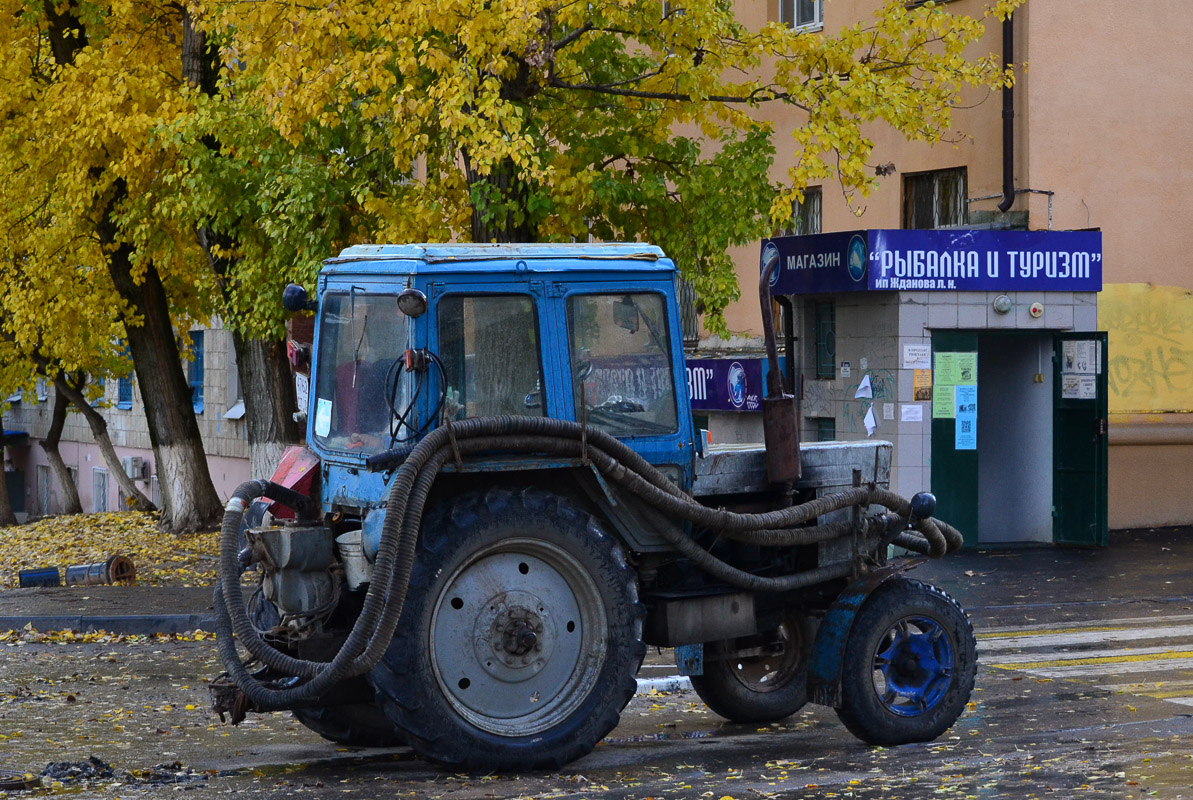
left=763, top=229, right=1102, bottom=294
left=685, top=358, right=764, bottom=412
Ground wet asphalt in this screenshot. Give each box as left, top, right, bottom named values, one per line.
left=1, top=527, right=1192, bottom=798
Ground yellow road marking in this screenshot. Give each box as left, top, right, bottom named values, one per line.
left=976, top=625, right=1131, bottom=640
left=993, top=650, right=1193, bottom=670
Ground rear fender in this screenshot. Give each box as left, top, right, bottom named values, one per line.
left=806, top=558, right=926, bottom=708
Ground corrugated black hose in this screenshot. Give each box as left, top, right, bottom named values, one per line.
left=215, top=415, right=963, bottom=710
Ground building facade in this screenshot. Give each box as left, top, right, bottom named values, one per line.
left=704, top=0, right=1193, bottom=533
left=1, top=324, right=251, bottom=518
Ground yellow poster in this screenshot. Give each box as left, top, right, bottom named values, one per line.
left=913, top=369, right=932, bottom=401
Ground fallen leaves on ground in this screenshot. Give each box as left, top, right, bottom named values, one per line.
left=0, top=626, right=214, bottom=645
left=0, top=512, right=219, bottom=587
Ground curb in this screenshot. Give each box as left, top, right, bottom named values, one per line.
left=0, top=614, right=216, bottom=636
left=635, top=676, right=692, bottom=694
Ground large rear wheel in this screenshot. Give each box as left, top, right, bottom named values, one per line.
left=369, top=488, right=645, bottom=771
left=835, top=578, right=976, bottom=745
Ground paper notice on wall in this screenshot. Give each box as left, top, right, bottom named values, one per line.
left=840, top=361, right=852, bottom=378
left=855, top=375, right=873, bottom=399
left=900, top=404, right=924, bottom=423
left=883, top=402, right=895, bottom=420
left=314, top=397, right=332, bottom=438
left=913, top=369, right=932, bottom=401
left=933, top=385, right=955, bottom=419
left=955, top=384, right=978, bottom=450
left=864, top=405, right=877, bottom=436
left=957, top=353, right=978, bottom=384
left=1061, top=374, right=1097, bottom=399
left=1062, top=340, right=1101, bottom=375
left=934, top=353, right=960, bottom=386
left=903, top=344, right=932, bottom=369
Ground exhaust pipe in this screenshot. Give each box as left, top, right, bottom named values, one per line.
left=759, top=249, right=801, bottom=485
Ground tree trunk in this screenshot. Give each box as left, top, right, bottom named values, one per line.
left=41, top=387, right=82, bottom=515
left=235, top=333, right=301, bottom=479
left=0, top=412, right=16, bottom=527
left=53, top=375, right=155, bottom=512
left=98, top=201, right=223, bottom=532
left=44, top=7, right=221, bottom=533
left=464, top=154, right=538, bottom=243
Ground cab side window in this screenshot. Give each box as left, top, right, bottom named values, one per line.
left=566, top=293, right=678, bottom=436
left=438, top=294, right=546, bottom=419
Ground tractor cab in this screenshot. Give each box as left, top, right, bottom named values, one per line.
left=305, top=243, right=696, bottom=517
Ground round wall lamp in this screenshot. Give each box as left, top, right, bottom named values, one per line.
left=992, top=294, right=1012, bottom=315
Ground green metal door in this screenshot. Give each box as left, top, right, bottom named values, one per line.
left=930, top=331, right=979, bottom=548
left=1052, top=332, right=1109, bottom=547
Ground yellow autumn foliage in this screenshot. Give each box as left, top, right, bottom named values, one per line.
left=0, top=512, right=218, bottom=588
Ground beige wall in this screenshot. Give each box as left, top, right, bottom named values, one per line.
left=1021, top=2, right=1193, bottom=290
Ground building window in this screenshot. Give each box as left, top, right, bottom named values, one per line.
left=781, top=187, right=822, bottom=236
left=814, top=417, right=836, bottom=442
left=93, top=468, right=108, bottom=513
left=117, top=376, right=133, bottom=410
left=815, top=300, right=836, bottom=379
left=36, top=464, right=50, bottom=517
left=188, top=330, right=205, bottom=414
left=89, top=377, right=105, bottom=406
left=780, top=0, right=823, bottom=30
left=223, top=334, right=246, bottom=420
left=903, top=167, right=968, bottom=229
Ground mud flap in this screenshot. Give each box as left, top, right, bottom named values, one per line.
left=806, top=558, right=925, bottom=708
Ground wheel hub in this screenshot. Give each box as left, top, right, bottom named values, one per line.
left=471, top=591, right=556, bottom=680
left=429, top=539, right=608, bottom=735
left=873, top=616, right=954, bottom=717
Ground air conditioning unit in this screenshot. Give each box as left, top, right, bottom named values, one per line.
left=122, top=456, right=146, bottom=480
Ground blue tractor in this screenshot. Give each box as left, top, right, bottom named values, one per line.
left=211, top=243, right=975, bottom=771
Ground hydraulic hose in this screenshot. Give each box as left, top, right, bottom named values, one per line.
left=216, top=415, right=964, bottom=710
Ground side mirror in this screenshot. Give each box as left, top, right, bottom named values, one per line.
left=283, top=283, right=317, bottom=313
left=613, top=296, right=639, bottom=333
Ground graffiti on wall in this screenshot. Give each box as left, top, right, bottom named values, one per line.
left=1099, top=284, right=1193, bottom=413
left=802, top=369, right=896, bottom=435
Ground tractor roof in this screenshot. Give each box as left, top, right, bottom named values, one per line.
left=323, top=243, right=674, bottom=276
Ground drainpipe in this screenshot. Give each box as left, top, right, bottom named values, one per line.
left=997, top=13, right=1015, bottom=213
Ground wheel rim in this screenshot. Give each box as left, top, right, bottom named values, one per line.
left=429, top=537, right=607, bottom=736
left=727, top=616, right=805, bottom=694
left=870, top=615, right=954, bottom=717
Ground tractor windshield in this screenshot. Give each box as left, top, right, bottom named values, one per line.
left=312, top=290, right=411, bottom=453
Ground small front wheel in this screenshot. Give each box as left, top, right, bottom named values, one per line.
left=835, top=578, right=976, bottom=745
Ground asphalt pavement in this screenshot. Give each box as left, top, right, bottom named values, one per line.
left=2, top=526, right=1190, bottom=638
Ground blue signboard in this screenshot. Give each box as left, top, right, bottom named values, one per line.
left=685, top=358, right=764, bottom=412
left=763, top=229, right=1102, bottom=294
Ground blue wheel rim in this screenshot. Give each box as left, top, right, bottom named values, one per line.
left=871, top=615, right=954, bottom=717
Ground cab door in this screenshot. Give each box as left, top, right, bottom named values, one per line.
left=547, top=280, right=694, bottom=491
